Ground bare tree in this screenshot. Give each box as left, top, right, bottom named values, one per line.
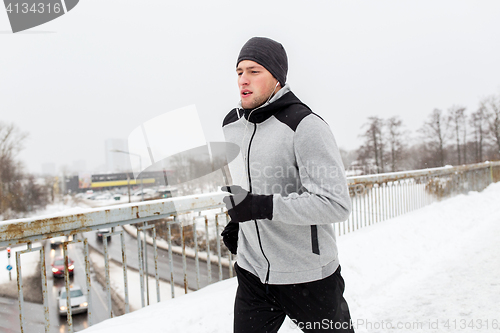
left=339, top=148, right=357, bottom=170
left=447, top=106, right=466, bottom=165
left=0, top=122, right=51, bottom=218
left=385, top=116, right=408, bottom=172
left=0, top=123, right=26, bottom=208
left=163, top=151, right=225, bottom=196
left=0, top=122, right=28, bottom=216
left=469, top=105, right=487, bottom=162
left=418, top=109, right=447, bottom=167
left=358, top=116, right=386, bottom=173
left=462, top=111, right=468, bottom=164
left=482, top=95, right=500, bottom=159
left=0, top=123, right=28, bottom=186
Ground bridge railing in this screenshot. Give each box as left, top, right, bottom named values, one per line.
left=0, top=161, right=499, bottom=332
left=0, top=193, right=231, bottom=333
left=341, top=161, right=500, bottom=235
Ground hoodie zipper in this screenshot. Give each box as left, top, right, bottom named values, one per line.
left=246, top=121, right=271, bottom=292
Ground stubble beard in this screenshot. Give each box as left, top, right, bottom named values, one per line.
left=243, top=94, right=269, bottom=110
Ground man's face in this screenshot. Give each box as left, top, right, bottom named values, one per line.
left=237, top=60, right=280, bottom=110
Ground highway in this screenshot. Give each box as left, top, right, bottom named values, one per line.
left=48, top=240, right=112, bottom=332
left=0, top=241, right=112, bottom=332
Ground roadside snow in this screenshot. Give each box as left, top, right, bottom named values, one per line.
left=23, top=197, right=93, bottom=220
left=80, top=182, right=500, bottom=332
left=0, top=243, right=43, bottom=285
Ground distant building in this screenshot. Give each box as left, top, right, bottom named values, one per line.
left=66, top=170, right=174, bottom=194
left=105, top=138, right=131, bottom=172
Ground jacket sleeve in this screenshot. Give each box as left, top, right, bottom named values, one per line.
left=271, top=114, right=352, bottom=225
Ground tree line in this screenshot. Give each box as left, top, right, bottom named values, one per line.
left=0, top=122, right=51, bottom=220
left=346, top=93, right=500, bottom=174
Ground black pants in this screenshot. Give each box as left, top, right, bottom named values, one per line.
left=234, top=263, right=355, bottom=333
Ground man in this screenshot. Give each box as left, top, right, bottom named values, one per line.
left=221, top=37, right=354, bottom=333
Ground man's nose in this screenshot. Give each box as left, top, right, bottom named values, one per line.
left=239, top=72, right=249, bottom=85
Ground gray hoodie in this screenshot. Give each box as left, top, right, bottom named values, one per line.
left=222, top=85, right=351, bottom=284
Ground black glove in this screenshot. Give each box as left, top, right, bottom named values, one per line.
left=221, top=185, right=273, bottom=223
left=221, top=222, right=239, bottom=255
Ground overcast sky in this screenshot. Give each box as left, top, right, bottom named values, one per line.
left=1, top=0, right=500, bottom=175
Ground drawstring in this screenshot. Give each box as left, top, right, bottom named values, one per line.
left=265, top=270, right=270, bottom=294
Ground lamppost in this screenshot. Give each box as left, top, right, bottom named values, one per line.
left=110, top=149, right=144, bottom=202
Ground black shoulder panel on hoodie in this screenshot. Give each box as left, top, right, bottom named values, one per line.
left=222, top=108, right=242, bottom=127
left=275, top=104, right=315, bottom=132
left=275, top=104, right=329, bottom=132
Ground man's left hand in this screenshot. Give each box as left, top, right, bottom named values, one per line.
left=221, top=222, right=239, bottom=255
left=221, top=185, right=273, bottom=223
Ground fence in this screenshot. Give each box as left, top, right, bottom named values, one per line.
left=0, top=161, right=499, bottom=332
left=339, top=161, right=500, bottom=236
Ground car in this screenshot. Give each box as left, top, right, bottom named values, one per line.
left=96, top=228, right=112, bottom=241
left=50, top=236, right=67, bottom=248
left=132, top=188, right=157, bottom=200
left=157, top=186, right=178, bottom=198
left=92, top=193, right=112, bottom=200
left=58, top=285, right=88, bottom=316
left=51, top=256, right=74, bottom=277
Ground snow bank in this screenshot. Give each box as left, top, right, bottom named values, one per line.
left=340, top=183, right=500, bottom=332
left=82, top=182, right=500, bottom=333
left=0, top=243, right=43, bottom=285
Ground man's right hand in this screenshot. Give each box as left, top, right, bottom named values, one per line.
left=221, top=221, right=239, bottom=255
left=221, top=185, right=273, bottom=223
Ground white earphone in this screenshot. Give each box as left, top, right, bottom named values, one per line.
left=235, top=79, right=281, bottom=186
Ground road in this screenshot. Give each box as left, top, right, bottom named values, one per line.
left=0, top=241, right=112, bottom=332
left=86, top=226, right=231, bottom=292
left=48, top=240, right=111, bottom=332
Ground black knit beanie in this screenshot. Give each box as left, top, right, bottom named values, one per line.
left=237, top=37, right=288, bottom=87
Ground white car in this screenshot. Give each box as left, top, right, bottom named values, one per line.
left=58, top=285, right=88, bottom=316
left=132, top=188, right=157, bottom=199
left=50, top=236, right=67, bottom=248
left=90, top=193, right=112, bottom=200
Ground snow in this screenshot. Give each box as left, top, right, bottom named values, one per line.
left=0, top=243, right=43, bottom=284
left=1, top=198, right=95, bottom=223
left=81, top=182, right=500, bottom=333
left=339, top=185, right=500, bottom=332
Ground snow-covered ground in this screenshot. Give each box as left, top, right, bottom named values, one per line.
left=0, top=243, right=42, bottom=285
left=23, top=196, right=94, bottom=219
left=81, top=182, right=500, bottom=333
